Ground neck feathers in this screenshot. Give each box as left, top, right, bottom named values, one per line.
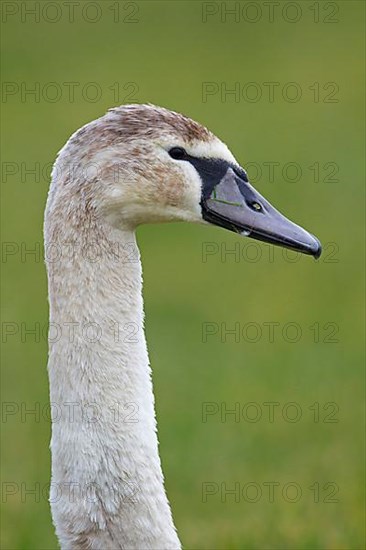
left=45, top=185, right=181, bottom=549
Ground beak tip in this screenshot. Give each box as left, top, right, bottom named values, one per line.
left=311, top=235, right=322, bottom=260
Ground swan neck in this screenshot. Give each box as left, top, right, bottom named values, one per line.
left=45, top=216, right=181, bottom=549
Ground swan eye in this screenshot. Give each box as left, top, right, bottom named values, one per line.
left=169, top=147, right=187, bottom=160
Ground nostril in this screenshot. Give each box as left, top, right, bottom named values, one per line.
left=248, top=201, right=263, bottom=212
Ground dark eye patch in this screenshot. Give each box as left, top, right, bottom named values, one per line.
left=186, top=157, right=230, bottom=199
left=167, top=148, right=250, bottom=202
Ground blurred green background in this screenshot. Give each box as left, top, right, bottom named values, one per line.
left=1, top=1, right=365, bottom=549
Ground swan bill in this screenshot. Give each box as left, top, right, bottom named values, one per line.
left=199, top=165, right=322, bottom=259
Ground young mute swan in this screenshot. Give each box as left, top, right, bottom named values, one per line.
left=44, top=104, right=321, bottom=550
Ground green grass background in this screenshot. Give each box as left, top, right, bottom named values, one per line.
left=1, top=1, right=365, bottom=548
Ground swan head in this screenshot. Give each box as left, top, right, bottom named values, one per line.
left=56, top=104, right=321, bottom=258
